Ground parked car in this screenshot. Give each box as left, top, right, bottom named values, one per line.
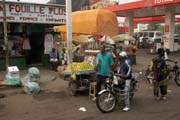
left=137, top=31, right=163, bottom=48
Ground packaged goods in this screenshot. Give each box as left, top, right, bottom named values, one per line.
left=5, top=74, right=21, bottom=86
left=7, top=66, right=19, bottom=78
left=23, top=82, right=40, bottom=95
left=28, top=67, right=40, bottom=83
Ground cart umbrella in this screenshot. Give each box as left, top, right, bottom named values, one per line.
left=112, top=34, right=135, bottom=42
left=57, top=9, right=119, bottom=40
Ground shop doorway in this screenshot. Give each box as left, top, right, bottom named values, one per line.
left=28, top=32, right=44, bottom=66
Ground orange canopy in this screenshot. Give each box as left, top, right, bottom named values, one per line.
left=58, top=9, right=119, bottom=40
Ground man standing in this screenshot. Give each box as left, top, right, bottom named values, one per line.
left=116, top=51, right=132, bottom=112
left=94, top=44, right=114, bottom=100
left=152, top=48, right=169, bottom=100
left=60, top=48, right=67, bottom=65
left=49, top=48, right=58, bottom=71
left=131, top=42, right=137, bottom=65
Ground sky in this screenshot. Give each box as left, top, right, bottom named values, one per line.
left=5, top=0, right=139, bottom=4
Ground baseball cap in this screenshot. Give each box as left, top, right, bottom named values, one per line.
left=119, top=51, right=127, bottom=57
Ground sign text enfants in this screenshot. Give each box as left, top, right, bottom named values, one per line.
left=0, top=2, right=66, bottom=24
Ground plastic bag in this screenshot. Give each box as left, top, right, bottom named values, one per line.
left=28, top=67, right=40, bottom=83
left=23, top=82, right=40, bottom=95
left=71, top=72, right=76, bottom=80
left=5, top=74, right=21, bottom=86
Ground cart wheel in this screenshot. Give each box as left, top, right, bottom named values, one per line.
left=69, top=81, right=78, bottom=96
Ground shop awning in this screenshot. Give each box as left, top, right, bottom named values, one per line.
left=57, top=9, right=119, bottom=40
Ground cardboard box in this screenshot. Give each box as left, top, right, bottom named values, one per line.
left=8, top=66, right=19, bottom=78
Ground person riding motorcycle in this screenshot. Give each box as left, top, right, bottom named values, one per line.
left=116, top=51, right=132, bottom=112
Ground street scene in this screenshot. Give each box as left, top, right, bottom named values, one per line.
left=0, top=0, right=180, bottom=120
left=0, top=49, right=180, bottom=120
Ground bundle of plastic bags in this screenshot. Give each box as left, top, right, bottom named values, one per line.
left=23, top=82, right=40, bottom=95
left=28, top=67, right=40, bottom=83
left=21, top=67, right=41, bottom=95
left=5, top=74, right=21, bottom=86
left=5, top=66, right=21, bottom=86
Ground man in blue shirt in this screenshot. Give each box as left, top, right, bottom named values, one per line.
left=49, top=48, right=58, bottom=71
left=94, top=44, right=114, bottom=100
left=116, top=51, right=132, bottom=112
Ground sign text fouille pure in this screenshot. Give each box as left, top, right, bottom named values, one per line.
left=0, top=2, right=66, bottom=24
left=8, top=4, right=66, bottom=15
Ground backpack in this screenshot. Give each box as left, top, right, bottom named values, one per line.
left=152, top=57, right=169, bottom=81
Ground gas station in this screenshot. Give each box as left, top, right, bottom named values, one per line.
left=105, top=0, right=180, bottom=51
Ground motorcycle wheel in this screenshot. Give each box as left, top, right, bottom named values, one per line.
left=69, top=81, right=78, bottom=96
left=174, top=73, right=180, bottom=87
left=96, top=91, right=117, bottom=113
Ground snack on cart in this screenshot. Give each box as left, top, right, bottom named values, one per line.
left=63, top=62, right=95, bottom=75
left=62, top=61, right=96, bottom=96
left=61, top=49, right=100, bottom=96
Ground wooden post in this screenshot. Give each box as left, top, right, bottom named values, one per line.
left=2, top=0, right=9, bottom=71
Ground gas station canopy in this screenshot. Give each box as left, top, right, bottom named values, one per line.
left=105, top=0, right=180, bottom=17
left=104, top=0, right=180, bottom=51
left=133, top=16, right=180, bottom=23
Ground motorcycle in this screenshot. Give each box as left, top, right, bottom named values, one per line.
left=96, top=72, right=141, bottom=113
left=145, top=62, right=180, bottom=86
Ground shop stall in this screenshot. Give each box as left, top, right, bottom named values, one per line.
left=57, top=9, right=119, bottom=95
left=62, top=50, right=99, bottom=96
left=0, top=2, right=66, bottom=70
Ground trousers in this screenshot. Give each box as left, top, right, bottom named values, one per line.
left=154, top=79, right=168, bottom=97
left=96, top=75, right=108, bottom=97
left=124, top=79, right=131, bottom=108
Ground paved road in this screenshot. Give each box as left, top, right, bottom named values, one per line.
left=0, top=49, right=180, bottom=120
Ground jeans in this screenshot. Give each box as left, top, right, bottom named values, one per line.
left=96, top=75, right=108, bottom=97
left=124, top=79, right=131, bottom=108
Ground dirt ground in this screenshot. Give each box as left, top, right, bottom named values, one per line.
left=0, top=49, right=180, bottom=120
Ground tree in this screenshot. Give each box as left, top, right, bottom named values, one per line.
left=154, top=24, right=164, bottom=33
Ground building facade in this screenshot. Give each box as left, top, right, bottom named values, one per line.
left=48, top=0, right=89, bottom=11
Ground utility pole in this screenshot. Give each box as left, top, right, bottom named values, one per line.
left=66, top=0, right=73, bottom=64
left=2, top=0, right=9, bottom=70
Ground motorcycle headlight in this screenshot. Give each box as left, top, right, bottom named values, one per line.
left=106, top=78, right=110, bottom=83
left=113, top=76, right=118, bottom=85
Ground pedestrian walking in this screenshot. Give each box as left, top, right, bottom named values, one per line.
left=131, top=42, right=137, bottom=65
left=152, top=48, right=169, bottom=100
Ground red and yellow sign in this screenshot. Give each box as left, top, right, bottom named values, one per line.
left=0, top=2, right=66, bottom=24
